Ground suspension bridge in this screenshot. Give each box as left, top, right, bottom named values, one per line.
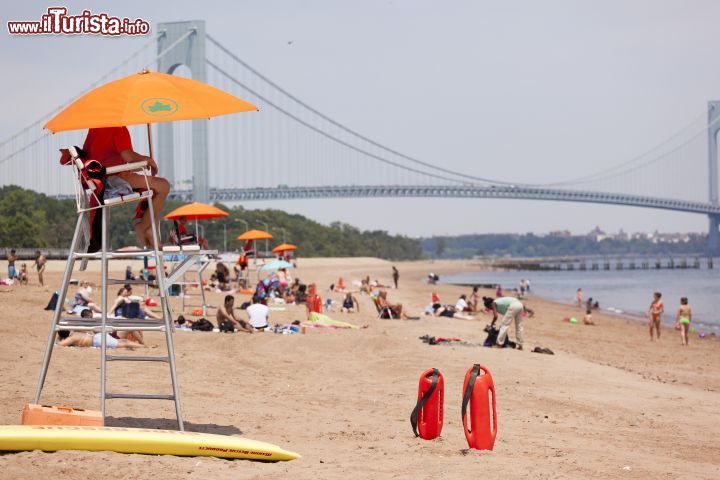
left=2, top=20, right=720, bottom=252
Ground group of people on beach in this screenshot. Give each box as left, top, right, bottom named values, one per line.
left=577, top=286, right=694, bottom=346
left=4, top=249, right=47, bottom=286
left=647, top=292, right=693, bottom=346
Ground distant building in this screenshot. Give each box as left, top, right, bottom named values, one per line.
left=587, top=226, right=607, bottom=242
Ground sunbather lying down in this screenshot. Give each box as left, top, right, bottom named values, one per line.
left=57, top=330, right=150, bottom=349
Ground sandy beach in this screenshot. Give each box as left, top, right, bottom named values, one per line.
left=0, top=257, right=718, bottom=479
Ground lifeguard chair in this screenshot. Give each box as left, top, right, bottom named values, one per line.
left=33, top=147, right=208, bottom=430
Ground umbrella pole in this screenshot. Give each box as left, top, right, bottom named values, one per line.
left=147, top=123, right=153, bottom=158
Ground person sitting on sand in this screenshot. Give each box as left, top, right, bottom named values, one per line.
left=110, top=285, right=161, bottom=319
left=676, top=297, right=692, bottom=346
left=217, top=295, right=253, bottom=333
left=648, top=291, right=664, bottom=341
left=57, top=329, right=148, bottom=349
left=18, top=263, right=29, bottom=286
left=484, top=296, right=535, bottom=351
left=455, top=294, right=471, bottom=312
left=583, top=308, right=595, bottom=325
left=215, top=262, right=230, bottom=291
left=377, top=290, right=411, bottom=319
left=360, top=277, right=371, bottom=295
left=125, top=265, right=136, bottom=281
left=72, top=280, right=101, bottom=314
left=246, top=294, right=270, bottom=330
left=341, top=292, right=360, bottom=313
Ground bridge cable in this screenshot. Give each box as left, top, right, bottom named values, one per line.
left=208, top=35, right=719, bottom=190
left=0, top=35, right=158, bottom=150
left=540, top=109, right=715, bottom=186
left=207, top=35, right=517, bottom=186
left=206, top=59, right=473, bottom=186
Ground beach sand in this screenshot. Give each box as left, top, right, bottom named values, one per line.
left=0, top=257, right=718, bottom=479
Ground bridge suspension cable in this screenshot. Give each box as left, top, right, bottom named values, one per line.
left=539, top=109, right=714, bottom=186
left=207, top=35, right=516, bottom=186
left=0, top=35, right=157, bottom=153
left=206, top=59, right=471, bottom=186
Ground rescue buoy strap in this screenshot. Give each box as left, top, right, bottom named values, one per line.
left=410, top=368, right=439, bottom=437
left=461, top=364, right=481, bottom=433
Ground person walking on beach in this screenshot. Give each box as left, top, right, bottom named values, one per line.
left=519, top=279, right=526, bottom=297
left=392, top=266, right=399, bottom=289
left=6, top=249, right=17, bottom=281
left=676, top=297, right=692, bottom=346
left=576, top=288, right=583, bottom=308
left=33, top=251, right=46, bottom=286
left=83, top=126, right=170, bottom=247
left=484, top=296, right=534, bottom=350
left=648, top=292, right=664, bottom=341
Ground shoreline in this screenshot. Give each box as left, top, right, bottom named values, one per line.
left=440, top=268, right=720, bottom=335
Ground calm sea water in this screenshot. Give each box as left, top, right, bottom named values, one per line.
left=442, top=268, right=720, bottom=333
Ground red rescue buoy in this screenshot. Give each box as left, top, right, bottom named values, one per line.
left=461, top=364, right=497, bottom=450
left=410, top=368, right=444, bottom=440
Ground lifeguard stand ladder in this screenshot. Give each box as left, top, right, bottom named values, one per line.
left=33, top=148, right=185, bottom=430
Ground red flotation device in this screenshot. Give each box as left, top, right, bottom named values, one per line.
left=462, top=364, right=497, bottom=450
left=410, top=368, right=444, bottom=440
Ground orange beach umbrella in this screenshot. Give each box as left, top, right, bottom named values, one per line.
left=164, top=202, right=228, bottom=240
left=165, top=202, right=228, bottom=221
left=272, top=243, right=297, bottom=253
left=237, top=230, right=273, bottom=241
left=45, top=70, right=258, bottom=133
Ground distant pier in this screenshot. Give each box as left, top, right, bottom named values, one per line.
left=479, top=255, right=716, bottom=271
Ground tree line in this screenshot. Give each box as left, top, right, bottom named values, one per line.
left=0, top=186, right=423, bottom=260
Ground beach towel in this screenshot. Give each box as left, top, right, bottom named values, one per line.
left=306, top=312, right=361, bottom=329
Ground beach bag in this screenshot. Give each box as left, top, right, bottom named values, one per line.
left=483, top=324, right=516, bottom=348
left=45, top=291, right=59, bottom=311
left=191, top=318, right=214, bottom=331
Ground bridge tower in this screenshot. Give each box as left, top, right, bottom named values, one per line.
left=156, top=20, right=209, bottom=202
left=708, top=102, right=720, bottom=254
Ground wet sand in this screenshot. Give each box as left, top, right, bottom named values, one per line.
left=0, top=257, right=718, bottom=479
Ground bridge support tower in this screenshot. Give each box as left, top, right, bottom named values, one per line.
left=708, top=102, right=720, bottom=254
left=157, top=20, right=209, bottom=202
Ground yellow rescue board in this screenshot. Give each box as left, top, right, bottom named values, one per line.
left=0, top=425, right=299, bottom=461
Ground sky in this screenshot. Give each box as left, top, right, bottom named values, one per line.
left=2, top=0, right=720, bottom=237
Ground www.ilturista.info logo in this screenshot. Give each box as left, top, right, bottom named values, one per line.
left=7, top=7, right=150, bottom=36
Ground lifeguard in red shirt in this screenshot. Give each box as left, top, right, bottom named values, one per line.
left=83, top=126, right=170, bottom=247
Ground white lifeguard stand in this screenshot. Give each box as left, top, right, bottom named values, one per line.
left=33, top=148, right=212, bottom=430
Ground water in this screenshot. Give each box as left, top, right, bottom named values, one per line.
left=442, top=268, right=720, bottom=333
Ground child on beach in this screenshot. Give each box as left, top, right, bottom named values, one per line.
left=676, top=297, right=692, bottom=346
left=583, top=308, right=595, bottom=325
left=648, top=292, right=664, bottom=341
left=18, top=263, right=29, bottom=286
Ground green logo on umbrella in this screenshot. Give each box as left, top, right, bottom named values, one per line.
left=141, top=98, right=179, bottom=117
